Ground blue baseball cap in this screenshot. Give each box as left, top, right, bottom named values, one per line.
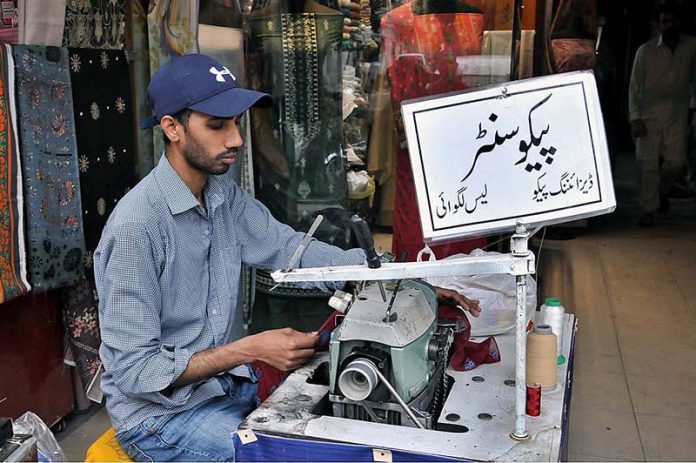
left=141, top=54, right=272, bottom=129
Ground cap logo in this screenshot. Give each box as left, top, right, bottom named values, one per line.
left=209, top=65, right=236, bottom=83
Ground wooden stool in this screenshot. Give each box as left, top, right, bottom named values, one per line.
left=85, top=427, right=132, bottom=462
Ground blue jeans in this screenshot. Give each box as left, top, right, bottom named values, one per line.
left=116, top=376, right=258, bottom=462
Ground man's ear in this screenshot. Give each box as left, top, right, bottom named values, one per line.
left=161, top=115, right=181, bottom=143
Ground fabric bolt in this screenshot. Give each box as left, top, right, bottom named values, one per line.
left=0, top=44, right=30, bottom=304
left=127, top=0, right=154, bottom=178
left=18, top=0, right=67, bottom=46
left=0, top=1, right=19, bottom=44
left=63, top=0, right=127, bottom=49
left=68, top=48, right=137, bottom=272
left=381, top=3, right=487, bottom=261
left=94, top=154, right=365, bottom=433
left=116, top=376, right=258, bottom=462
left=247, top=6, right=349, bottom=250
left=147, top=0, right=200, bottom=167
left=13, top=45, right=86, bottom=292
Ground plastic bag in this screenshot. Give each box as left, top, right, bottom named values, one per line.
left=347, top=170, right=375, bottom=200
left=425, top=249, right=537, bottom=337
left=13, top=412, right=66, bottom=462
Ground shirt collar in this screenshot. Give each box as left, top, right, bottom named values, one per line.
left=155, top=154, right=200, bottom=215
left=657, top=34, right=682, bottom=48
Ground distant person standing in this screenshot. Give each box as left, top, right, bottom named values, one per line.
left=629, top=0, right=696, bottom=227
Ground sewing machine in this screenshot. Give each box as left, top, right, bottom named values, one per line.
left=328, top=279, right=455, bottom=429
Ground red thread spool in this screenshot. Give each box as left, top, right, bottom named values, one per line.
left=526, top=383, right=542, bottom=416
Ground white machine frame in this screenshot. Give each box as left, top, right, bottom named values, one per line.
left=271, top=221, right=535, bottom=440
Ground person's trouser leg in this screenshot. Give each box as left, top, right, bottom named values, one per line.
left=659, top=112, right=689, bottom=198
left=688, top=121, right=696, bottom=184
left=636, top=123, right=661, bottom=214
left=660, top=159, right=687, bottom=197
left=115, top=377, right=258, bottom=462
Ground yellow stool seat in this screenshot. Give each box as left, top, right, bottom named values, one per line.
left=85, top=427, right=133, bottom=462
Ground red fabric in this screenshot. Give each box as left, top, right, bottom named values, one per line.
left=437, top=305, right=500, bottom=371
left=253, top=303, right=500, bottom=402
left=252, top=360, right=286, bottom=403
left=381, top=4, right=487, bottom=261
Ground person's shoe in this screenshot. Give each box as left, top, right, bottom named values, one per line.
left=659, top=194, right=670, bottom=214
left=638, top=213, right=654, bottom=228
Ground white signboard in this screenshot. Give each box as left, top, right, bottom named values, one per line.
left=401, top=71, right=616, bottom=243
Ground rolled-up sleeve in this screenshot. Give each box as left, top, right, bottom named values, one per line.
left=94, top=222, right=193, bottom=406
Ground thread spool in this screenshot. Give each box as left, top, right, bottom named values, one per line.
left=526, top=324, right=557, bottom=389
left=539, top=297, right=565, bottom=363
left=526, top=383, right=542, bottom=416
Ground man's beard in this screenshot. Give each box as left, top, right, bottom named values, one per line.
left=181, top=132, right=235, bottom=176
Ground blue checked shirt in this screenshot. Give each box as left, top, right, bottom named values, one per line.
left=94, top=155, right=365, bottom=432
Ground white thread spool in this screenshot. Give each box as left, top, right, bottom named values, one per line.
left=539, top=298, right=565, bottom=361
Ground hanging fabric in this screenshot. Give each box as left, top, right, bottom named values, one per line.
left=366, top=68, right=397, bottom=227
left=128, top=0, right=154, bottom=178
left=0, top=44, right=30, bottom=304
left=13, top=45, right=86, bottom=292
left=62, top=278, right=103, bottom=402
left=546, top=0, right=597, bottom=73
left=247, top=4, right=350, bottom=248
left=67, top=48, right=137, bottom=268
left=147, top=0, right=200, bottom=166
left=63, top=0, right=127, bottom=49
left=18, top=0, right=67, bottom=47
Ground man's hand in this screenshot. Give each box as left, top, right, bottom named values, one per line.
left=435, top=287, right=481, bottom=317
left=246, top=328, right=319, bottom=371
left=631, top=119, right=647, bottom=138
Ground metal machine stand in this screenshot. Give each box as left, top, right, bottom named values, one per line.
left=271, top=221, right=536, bottom=440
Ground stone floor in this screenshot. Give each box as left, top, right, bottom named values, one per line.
left=55, top=153, right=696, bottom=461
